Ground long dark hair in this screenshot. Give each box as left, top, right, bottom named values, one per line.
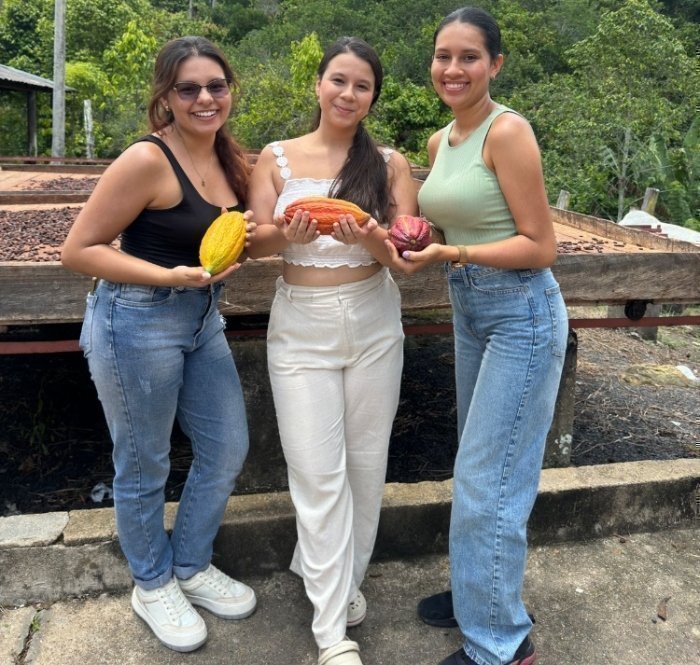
left=312, top=36, right=390, bottom=224
left=147, top=36, right=250, bottom=204
left=434, top=7, right=502, bottom=60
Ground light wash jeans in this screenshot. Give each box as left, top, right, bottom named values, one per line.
left=446, top=264, right=568, bottom=665
left=80, top=280, right=249, bottom=590
left=267, top=268, right=404, bottom=649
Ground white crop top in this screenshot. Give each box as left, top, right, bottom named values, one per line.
left=269, top=140, right=393, bottom=268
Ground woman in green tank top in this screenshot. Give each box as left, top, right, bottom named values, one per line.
left=385, top=7, right=568, bottom=665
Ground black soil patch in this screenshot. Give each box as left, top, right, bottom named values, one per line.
left=0, top=325, right=698, bottom=516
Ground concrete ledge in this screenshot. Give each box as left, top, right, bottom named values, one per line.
left=1, top=459, right=698, bottom=607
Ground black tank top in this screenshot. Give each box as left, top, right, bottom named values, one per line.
left=119, top=135, right=244, bottom=269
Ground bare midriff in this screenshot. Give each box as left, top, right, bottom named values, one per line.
left=282, top=261, right=382, bottom=287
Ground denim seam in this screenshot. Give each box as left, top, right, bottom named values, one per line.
left=109, top=291, right=163, bottom=580
left=173, top=407, right=201, bottom=568
left=486, top=290, right=537, bottom=664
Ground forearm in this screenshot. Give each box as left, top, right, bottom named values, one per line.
left=61, top=244, right=174, bottom=285
left=245, top=224, right=289, bottom=259
left=453, top=234, right=557, bottom=269
left=359, top=225, right=395, bottom=266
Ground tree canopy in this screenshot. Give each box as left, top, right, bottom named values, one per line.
left=0, top=0, right=697, bottom=225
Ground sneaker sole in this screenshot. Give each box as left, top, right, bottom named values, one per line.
left=131, top=590, right=207, bottom=652
left=346, top=611, right=367, bottom=628
left=185, top=592, right=257, bottom=620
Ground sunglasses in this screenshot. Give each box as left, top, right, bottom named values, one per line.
left=172, top=78, right=231, bottom=101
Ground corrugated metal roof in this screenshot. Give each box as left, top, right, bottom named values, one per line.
left=0, top=64, right=74, bottom=92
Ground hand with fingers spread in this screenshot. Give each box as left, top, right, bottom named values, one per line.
left=274, top=209, right=320, bottom=244
left=331, top=215, right=378, bottom=245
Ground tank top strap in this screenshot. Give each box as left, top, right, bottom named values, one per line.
left=473, top=106, right=511, bottom=149
left=135, top=134, right=200, bottom=200
left=269, top=140, right=292, bottom=180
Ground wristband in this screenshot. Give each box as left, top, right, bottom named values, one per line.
left=453, top=245, right=469, bottom=266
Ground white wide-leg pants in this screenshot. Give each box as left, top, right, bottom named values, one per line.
left=267, top=268, right=404, bottom=648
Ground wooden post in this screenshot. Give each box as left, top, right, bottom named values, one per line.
left=83, top=100, right=94, bottom=159
left=556, top=190, right=570, bottom=210
left=642, top=187, right=660, bottom=214
left=27, top=90, right=38, bottom=156
left=51, top=0, right=66, bottom=161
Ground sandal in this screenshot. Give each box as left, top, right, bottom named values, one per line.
left=318, top=639, right=362, bottom=665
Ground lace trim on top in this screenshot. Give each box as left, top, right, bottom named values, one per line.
left=269, top=140, right=393, bottom=268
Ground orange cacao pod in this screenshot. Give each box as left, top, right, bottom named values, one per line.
left=388, top=215, right=432, bottom=253
left=199, top=210, right=246, bottom=275
left=283, top=196, right=370, bottom=235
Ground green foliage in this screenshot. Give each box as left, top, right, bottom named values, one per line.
left=1, top=0, right=697, bottom=225
left=289, top=31, right=323, bottom=90
left=64, top=0, right=153, bottom=59
left=233, top=32, right=322, bottom=148
left=0, top=92, right=30, bottom=155
left=99, top=21, right=159, bottom=153
left=64, top=62, right=111, bottom=156
left=492, top=0, right=564, bottom=95
left=209, top=0, right=271, bottom=44
left=369, top=76, right=450, bottom=165
left=0, top=0, right=53, bottom=73
left=512, top=0, right=699, bottom=221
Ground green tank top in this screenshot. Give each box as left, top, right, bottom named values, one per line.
left=418, top=105, right=518, bottom=246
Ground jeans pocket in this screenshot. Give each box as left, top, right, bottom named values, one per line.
left=79, top=292, right=98, bottom=356
left=545, top=284, right=567, bottom=357
left=469, top=267, right=526, bottom=295
left=114, top=284, right=173, bottom=307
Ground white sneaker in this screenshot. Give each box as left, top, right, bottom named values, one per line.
left=178, top=564, right=257, bottom=619
left=347, top=590, right=367, bottom=627
left=131, top=577, right=207, bottom=652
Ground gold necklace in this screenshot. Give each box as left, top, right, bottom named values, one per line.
left=173, top=124, right=214, bottom=187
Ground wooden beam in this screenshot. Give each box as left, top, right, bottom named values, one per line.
left=1, top=202, right=698, bottom=326
left=1, top=249, right=699, bottom=326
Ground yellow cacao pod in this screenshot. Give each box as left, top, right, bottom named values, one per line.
left=199, top=210, right=246, bottom=275
left=283, top=196, right=370, bottom=235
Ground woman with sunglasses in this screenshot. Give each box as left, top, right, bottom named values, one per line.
left=62, top=36, right=257, bottom=653
left=246, top=36, right=417, bottom=665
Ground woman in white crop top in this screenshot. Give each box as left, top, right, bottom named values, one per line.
left=247, top=37, right=417, bottom=665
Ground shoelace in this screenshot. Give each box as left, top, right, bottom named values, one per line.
left=157, top=579, right=191, bottom=621
left=201, top=566, right=240, bottom=596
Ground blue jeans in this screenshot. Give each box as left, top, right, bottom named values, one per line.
left=80, top=280, right=249, bottom=590
left=446, top=264, right=567, bottom=665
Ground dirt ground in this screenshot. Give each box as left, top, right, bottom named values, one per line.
left=0, top=317, right=698, bottom=517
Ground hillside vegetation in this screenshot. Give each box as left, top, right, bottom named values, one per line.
left=1, top=0, right=698, bottom=224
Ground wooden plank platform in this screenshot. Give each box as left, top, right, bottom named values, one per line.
left=1, top=172, right=699, bottom=326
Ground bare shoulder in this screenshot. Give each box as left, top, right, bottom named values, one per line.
left=253, top=142, right=279, bottom=170
left=489, top=111, right=536, bottom=146
left=105, top=138, right=170, bottom=184
left=426, top=129, right=444, bottom=166
left=255, top=135, right=308, bottom=168
left=381, top=146, right=412, bottom=171
left=427, top=129, right=444, bottom=150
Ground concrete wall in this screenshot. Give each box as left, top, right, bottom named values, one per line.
left=232, top=329, right=578, bottom=494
